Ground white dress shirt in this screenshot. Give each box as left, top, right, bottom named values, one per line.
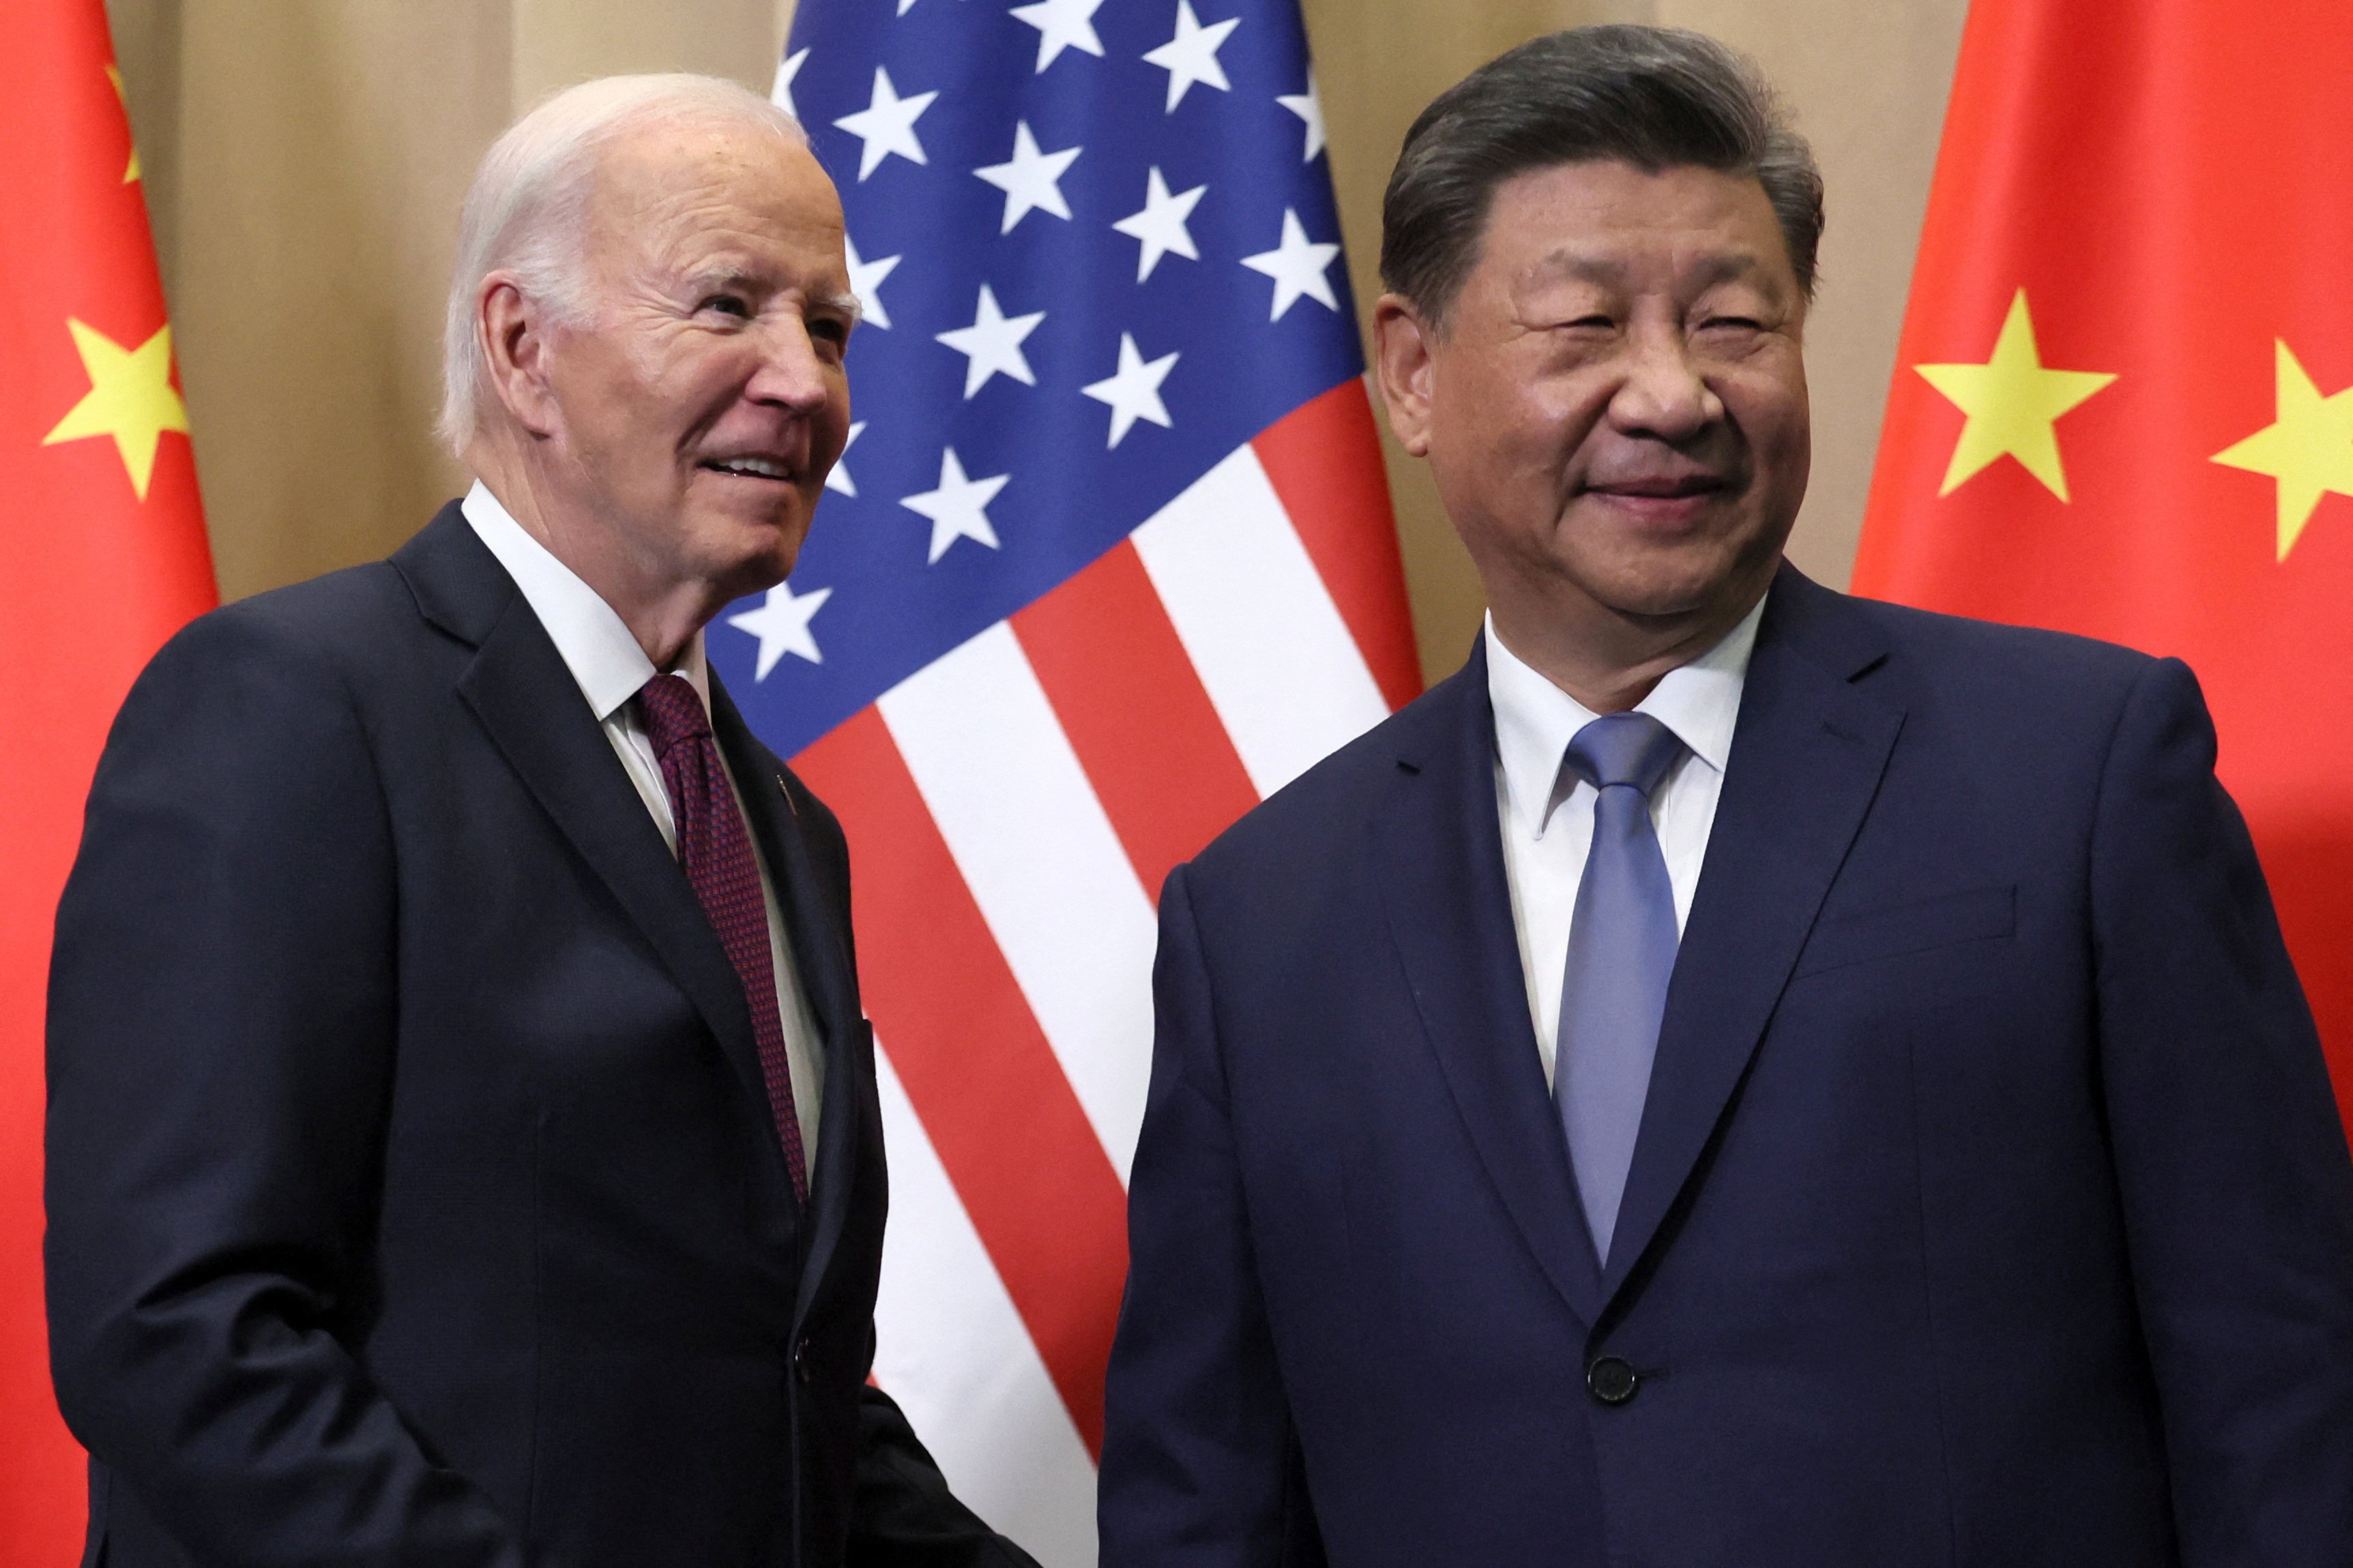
left=462, top=482, right=825, bottom=1162
left=1487, top=596, right=1766, bottom=1087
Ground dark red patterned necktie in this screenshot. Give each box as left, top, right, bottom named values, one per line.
left=637, top=672, right=809, bottom=1204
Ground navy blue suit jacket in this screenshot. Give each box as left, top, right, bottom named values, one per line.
left=46, top=506, right=1029, bottom=1568
left=1099, top=566, right=2353, bottom=1567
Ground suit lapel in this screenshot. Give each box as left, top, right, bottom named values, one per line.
left=708, top=678, right=863, bottom=1320
left=1601, top=569, right=1905, bottom=1301
left=1376, top=645, right=1605, bottom=1328
left=396, top=513, right=779, bottom=1168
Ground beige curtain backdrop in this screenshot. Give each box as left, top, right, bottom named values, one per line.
left=104, top=0, right=1965, bottom=685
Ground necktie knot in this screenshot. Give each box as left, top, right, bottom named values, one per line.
left=637, top=672, right=712, bottom=754
left=1565, top=711, right=1685, bottom=799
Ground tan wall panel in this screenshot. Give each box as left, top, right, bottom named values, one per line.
left=103, top=0, right=184, bottom=289
left=513, top=0, right=781, bottom=107
left=169, top=1, right=509, bottom=598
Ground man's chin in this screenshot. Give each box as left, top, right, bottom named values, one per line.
left=1575, top=548, right=1775, bottom=625
left=1576, top=512, right=1787, bottom=611
left=692, top=534, right=804, bottom=610
left=714, top=552, right=798, bottom=604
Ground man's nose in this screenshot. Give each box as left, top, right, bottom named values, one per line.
left=745, top=316, right=834, bottom=413
left=1606, top=326, right=1720, bottom=441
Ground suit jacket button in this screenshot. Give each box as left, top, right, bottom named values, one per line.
left=1586, top=1356, right=1639, bottom=1406
left=793, top=1337, right=813, bottom=1385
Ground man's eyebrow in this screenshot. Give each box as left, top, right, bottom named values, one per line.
left=1534, top=252, right=1626, bottom=286
left=1684, top=252, right=1775, bottom=290
left=1528, top=250, right=1779, bottom=289
left=816, top=291, right=864, bottom=327
left=679, top=267, right=763, bottom=297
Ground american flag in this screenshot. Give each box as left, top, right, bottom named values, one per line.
left=717, top=1, right=1418, bottom=1558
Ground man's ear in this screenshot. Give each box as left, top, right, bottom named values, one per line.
left=1372, top=293, right=1435, bottom=459
left=478, top=274, right=562, bottom=439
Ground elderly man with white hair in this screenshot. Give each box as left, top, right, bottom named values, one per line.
left=45, top=74, right=1034, bottom=1568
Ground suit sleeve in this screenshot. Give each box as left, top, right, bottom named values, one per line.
left=1097, top=866, right=1327, bottom=1568
left=2090, top=656, right=2353, bottom=1561
left=846, top=1383, right=1038, bottom=1567
left=45, top=609, right=531, bottom=1568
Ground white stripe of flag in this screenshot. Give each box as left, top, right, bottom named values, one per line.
left=878, top=622, right=1160, bottom=1183
left=1132, top=443, right=1392, bottom=798
left=869, top=1046, right=1100, bottom=1568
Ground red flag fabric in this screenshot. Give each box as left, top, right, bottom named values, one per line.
left=0, top=2, right=216, bottom=1556
left=1855, top=0, right=2353, bottom=1135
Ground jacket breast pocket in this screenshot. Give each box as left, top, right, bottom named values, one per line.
left=1791, top=883, right=2016, bottom=979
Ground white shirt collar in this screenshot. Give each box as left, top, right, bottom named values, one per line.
left=1487, top=591, right=1766, bottom=842
left=461, top=479, right=709, bottom=721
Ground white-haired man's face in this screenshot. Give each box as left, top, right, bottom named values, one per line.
left=499, top=122, right=855, bottom=610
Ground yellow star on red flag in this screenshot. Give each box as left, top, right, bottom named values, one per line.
left=2210, top=340, right=2353, bottom=561
left=42, top=319, right=190, bottom=501
left=1915, top=289, right=2118, bottom=501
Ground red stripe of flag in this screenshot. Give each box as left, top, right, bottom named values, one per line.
left=1252, top=379, right=1422, bottom=711
left=793, top=709, right=1130, bottom=1457
left=1012, top=540, right=1260, bottom=904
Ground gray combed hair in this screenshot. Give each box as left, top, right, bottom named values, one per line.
left=1382, top=27, right=1824, bottom=329
left=437, top=73, right=808, bottom=455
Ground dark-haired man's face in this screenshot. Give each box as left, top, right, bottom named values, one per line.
left=1375, top=159, right=1808, bottom=695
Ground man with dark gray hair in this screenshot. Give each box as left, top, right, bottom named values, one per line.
left=1100, top=26, right=2353, bottom=1565
left=47, top=74, right=1032, bottom=1568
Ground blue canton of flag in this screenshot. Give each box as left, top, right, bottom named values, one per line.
left=717, top=0, right=1360, bottom=751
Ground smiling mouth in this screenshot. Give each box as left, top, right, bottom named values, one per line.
left=1588, top=475, right=1728, bottom=501
left=703, top=456, right=795, bottom=481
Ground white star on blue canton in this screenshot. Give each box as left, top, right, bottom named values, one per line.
left=833, top=67, right=937, bottom=181
left=728, top=582, right=832, bottom=678
left=1010, top=0, right=1107, bottom=72
left=901, top=447, right=1010, bottom=563
left=1276, top=76, right=1326, bottom=162
left=1082, top=334, right=1179, bottom=447
left=935, top=284, right=1045, bottom=398
left=974, top=121, right=1083, bottom=234
left=1240, top=207, right=1341, bottom=320
left=825, top=421, right=866, bottom=497
left=770, top=47, right=809, bottom=121
left=1142, top=0, right=1240, bottom=113
left=845, top=235, right=900, bottom=330
left=745, top=0, right=1379, bottom=761
left=1112, top=166, right=1207, bottom=282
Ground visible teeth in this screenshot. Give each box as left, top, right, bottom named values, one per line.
left=716, top=457, right=787, bottom=477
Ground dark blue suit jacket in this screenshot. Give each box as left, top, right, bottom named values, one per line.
left=1099, top=566, right=2353, bottom=1567
left=46, top=506, right=1028, bottom=1568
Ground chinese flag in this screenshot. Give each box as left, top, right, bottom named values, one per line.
left=0, top=1, right=215, bottom=1557
left=1856, top=0, right=2353, bottom=1135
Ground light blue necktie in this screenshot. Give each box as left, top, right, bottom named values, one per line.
left=1556, top=711, right=1687, bottom=1267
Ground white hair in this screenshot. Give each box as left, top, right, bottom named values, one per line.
left=437, top=73, right=808, bottom=454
